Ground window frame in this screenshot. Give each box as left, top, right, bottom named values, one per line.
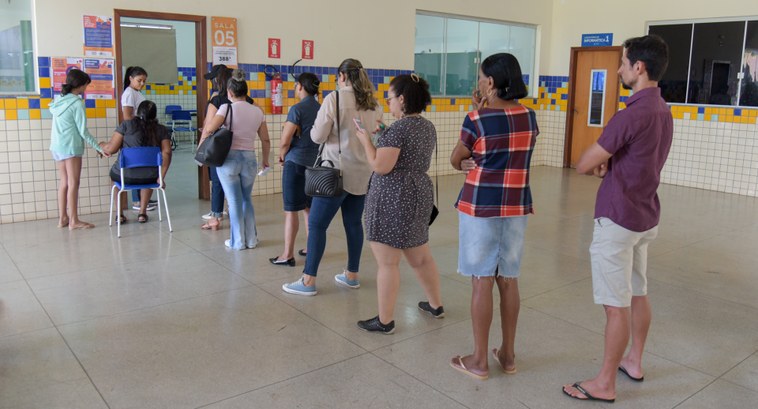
left=648, top=16, right=758, bottom=108
left=415, top=11, right=539, bottom=98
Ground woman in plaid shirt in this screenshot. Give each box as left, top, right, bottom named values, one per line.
left=449, top=53, right=539, bottom=381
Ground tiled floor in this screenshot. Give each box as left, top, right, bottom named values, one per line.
left=1, top=148, right=757, bottom=408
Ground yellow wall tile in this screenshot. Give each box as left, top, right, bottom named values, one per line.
left=5, top=99, right=17, bottom=109
left=5, top=110, right=17, bottom=120
left=0, top=99, right=4, bottom=109
left=86, top=108, right=96, bottom=117
left=96, top=108, right=106, bottom=118
left=29, top=110, right=41, bottom=120
left=39, top=77, right=51, bottom=88
left=17, top=99, right=28, bottom=109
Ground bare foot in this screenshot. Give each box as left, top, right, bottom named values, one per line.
left=492, top=348, right=517, bottom=374
left=57, top=219, right=69, bottom=228
left=69, top=221, right=95, bottom=230
left=619, top=357, right=644, bottom=381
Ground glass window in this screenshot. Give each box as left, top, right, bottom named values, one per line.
left=687, top=21, right=745, bottom=105
left=445, top=18, right=479, bottom=96
left=415, top=13, right=537, bottom=97
left=588, top=69, right=607, bottom=126
left=740, top=20, right=758, bottom=107
left=509, top=25, right=536, bottom=91
left=649, top=24, right=692, bottom=103
left=649, top=19, right=758, bottom=107
left=414, top=15, right=444, bottom=95
left=0, top=0, right=36, bottom=94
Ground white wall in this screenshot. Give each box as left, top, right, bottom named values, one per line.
left=548, top=0, right=758, bottom=75
left=33, top=0, right=554, bottom=71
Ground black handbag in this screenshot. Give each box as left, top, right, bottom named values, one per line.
left=194, top=103, right=233, bottom=167
left=305, top=92, right=344, bottom=197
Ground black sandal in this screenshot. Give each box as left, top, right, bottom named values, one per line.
left=115, top=215, right=128, bottom=224
left=138, top=214, right=148, bottom=223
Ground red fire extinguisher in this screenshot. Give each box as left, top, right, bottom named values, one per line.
left=265, top=65, right=283, bottom=114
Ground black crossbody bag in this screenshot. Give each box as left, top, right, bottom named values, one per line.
left=195, top=103, right=233, bottom=167
left=305, top=92, right=344, bottom=197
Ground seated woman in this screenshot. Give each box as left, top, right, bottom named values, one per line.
left=100, top=100, right=173, bottom=223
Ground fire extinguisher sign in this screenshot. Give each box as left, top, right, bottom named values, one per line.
left=302, top=40, right=314, bottom=60
left=268, top=38, right=281, bottom=59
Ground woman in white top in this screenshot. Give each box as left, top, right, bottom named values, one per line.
left=121, top=66, right=150, bottom=208
left=199, top=69, right=271, bottom=250
left=121, top=66, right=147, bottom=120
left=282, top=58, right=383, bottom=296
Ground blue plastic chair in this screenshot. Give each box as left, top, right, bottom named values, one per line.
left=108, top=147, right=172, bottom=237
left=164, top=104, right=182, bottom=122
left=168, top=110, right=198, bottom=150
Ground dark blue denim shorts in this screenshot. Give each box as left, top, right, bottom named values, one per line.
left=282, top=161, right=312, bottom=211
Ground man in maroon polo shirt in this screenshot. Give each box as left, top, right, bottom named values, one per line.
left=563, top=35, right=673, bottom=403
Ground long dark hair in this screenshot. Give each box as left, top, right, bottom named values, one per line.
left=123, top=66, right=148, bottom=91
left=134, top=100, right=163, bottom=147
left=61, top=69, right=91, bottom=95
left=480, top=53, right=528, bottom=101
left=338, top=58, right=377, bottom=110
left=214, top=66, right=232, bottom=98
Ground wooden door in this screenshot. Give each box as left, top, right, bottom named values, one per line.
left=114, top=9, right=210, bottom=199
left=564, top=47, right=622, bottom=167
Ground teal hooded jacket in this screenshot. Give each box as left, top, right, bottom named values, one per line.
left=48, top=93, right=103, bottom=156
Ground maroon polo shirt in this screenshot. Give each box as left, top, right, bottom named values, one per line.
left=594, top=87, right=673, bottom=232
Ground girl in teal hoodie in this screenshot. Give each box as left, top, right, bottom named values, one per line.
left=49, top=69, right=105, bottom=230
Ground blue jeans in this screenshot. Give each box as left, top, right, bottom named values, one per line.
left=209, top=166, right=225, bottom=216
left=216, top=150, right=257, bottom=249
left=303, top=192, right=366, bottom=277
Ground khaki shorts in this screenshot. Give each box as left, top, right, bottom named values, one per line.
left=590, top=217, right=658, bottom=307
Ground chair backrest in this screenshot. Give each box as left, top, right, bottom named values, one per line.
left=164, top=105, right=182, bottom=115
left=120, top=147, right=162, bottom=169
left=171, top=110, right=193, bottom=121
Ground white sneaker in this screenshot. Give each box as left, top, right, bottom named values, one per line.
left=202, top=211, right=226, bottom=220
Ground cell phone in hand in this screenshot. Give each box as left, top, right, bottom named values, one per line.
left=353, top=117, right=364, bottom=130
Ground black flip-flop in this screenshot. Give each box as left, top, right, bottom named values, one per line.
left=297, top=249, right=307, bottom=257
left=138, top=214, right=148, bottom=223
left=619, top=366, right=644, bottom=382
left=562, top=382, right=615, bottom=403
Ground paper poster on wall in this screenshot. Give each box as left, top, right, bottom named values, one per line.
left=83, top=58, right=114, bottom=99
left=51, top=57, right=83, bottom=93
left=302, top=40, right=314, bottom=60
left=268, top=38, right=281, bottom=59
left=211, top=17, right=238, bottom=68
left=83, top=15, right=114, bottom=57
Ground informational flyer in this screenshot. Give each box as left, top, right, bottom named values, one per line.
left=211, top=17, right=238, bottom=68
left=83, top=58, right=114, bottom=99
left=213, top=47, right=238, bottom=67
left=83, top=15, right=114, bottom=57
left=51, top=57, right=83, bottom=92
